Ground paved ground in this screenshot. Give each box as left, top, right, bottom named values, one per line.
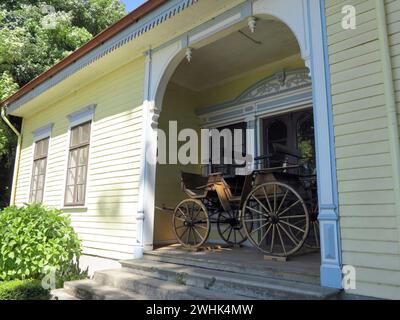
left=79, top=255, right=121, bottom=277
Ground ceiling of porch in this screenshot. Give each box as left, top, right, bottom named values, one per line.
left=170, top=19, right=300, bottom=91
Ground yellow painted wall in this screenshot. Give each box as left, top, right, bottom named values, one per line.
left=326, top=0, right=400, bottom=299
left=15, top=57, right=145, bottom=260
left=154, top=82, right=201, bottom=243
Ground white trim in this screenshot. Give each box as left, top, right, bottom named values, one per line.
left=29, top=123, right=53, bottom=203
left=189, top=12, right=243, bottom=44
left=28, top=133, right=52, bottom=204
left=67, top=104, right=96, bottom=127
left=307, top=0, right=342, bottom=288
left=253, top=0, right=311, bottom=64
left=199, top=92, right=312, bottom=129
left=196, top=69, right=312, bottom=128
left=32, top=123, right=54, bottom=142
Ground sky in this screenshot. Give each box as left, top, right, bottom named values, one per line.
left=120, top=0, right=147, bottom=12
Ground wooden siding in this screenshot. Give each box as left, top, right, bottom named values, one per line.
left=326, top=0, right=400, bottom=299
left=15, top=57, right=145, bottom=260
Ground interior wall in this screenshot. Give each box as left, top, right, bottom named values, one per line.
left=154, top=82, right=202, bottom=243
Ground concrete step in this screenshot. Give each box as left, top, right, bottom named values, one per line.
left=144, top=250, right=320, bottom=285
left=51, top=288, right=80, bottom=300
left=93, top=268, right=250, bottom=300
left=120, top=260, right=339, bottom=300
left=63, top=279, right=151, bottom=300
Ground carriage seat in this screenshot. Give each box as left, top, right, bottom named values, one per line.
left=181, top=172, right=209, bottom=199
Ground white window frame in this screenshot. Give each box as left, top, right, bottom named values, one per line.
left=29, top=123, right=54, bottom=203
left=61, top=104, right=96, bottom=209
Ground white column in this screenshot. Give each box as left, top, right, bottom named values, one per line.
left=134, top=51, right=160, bottom=258
left=307, top=0, right=342, bottom=289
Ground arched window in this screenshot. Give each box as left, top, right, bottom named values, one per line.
left=297, top=112, right=315, bottom=167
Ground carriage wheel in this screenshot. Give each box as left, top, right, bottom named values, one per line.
left=308, top=200, right=320, bottom=248
left=290, top=199, right=320, bottom=249
left=242, top=182, right=309, bottom=257
left=173, top=199, right=210, bottom=248
left=304, top=200, right=320, bottom=248
left=217, top=210, right=247, bottom=245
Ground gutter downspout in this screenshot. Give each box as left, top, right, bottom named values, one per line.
left=1, top=105, right=22, bottom=206
left=375, top=0, right=400, bottom=246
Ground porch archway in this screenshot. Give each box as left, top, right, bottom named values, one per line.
left=138, top=0, right=342, bottom=289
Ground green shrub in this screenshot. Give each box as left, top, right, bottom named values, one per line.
left=0, top=279, right=50, bottom=300
left=0, top=204, right=81, bottom=281
left=56, top=265, right=89, bottom=289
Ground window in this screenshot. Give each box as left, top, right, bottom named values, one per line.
left=262, top=110, right=315, bottom=169
left=30, top=138, right=49, bottom=203
left=266, top=119, right=288, bottom=154
left=210, top=122, right=247, bottom=176
left=297, top=112, right=316, bottom=168
left=65, top=121, right=91, bottom=206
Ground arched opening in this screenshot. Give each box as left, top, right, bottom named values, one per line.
left=152, top=17, right=321, bottom=282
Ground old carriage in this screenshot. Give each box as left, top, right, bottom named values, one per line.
left=171, top=143, right=319, bottom=258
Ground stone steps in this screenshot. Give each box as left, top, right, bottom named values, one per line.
left=61, top=270, right=246, bottom=300
left=56, top=249, right=340, bottom=300
left=120, top=260, right=338, bottom=300
left=63, top=279, right=150, bottom=300
left=93, top=268, right=248, bottom=300
left=143, top=249, right=320, bottom=285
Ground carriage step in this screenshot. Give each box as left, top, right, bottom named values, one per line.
left=119, top=260, right=339, bottom=300
left=63, top=279, right=151, bottom=300
left=92, top=268, right=248, bottom=300
left=143, top=250, right=320, bottom=285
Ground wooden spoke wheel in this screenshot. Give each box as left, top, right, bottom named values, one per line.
left=304, top=200, right=320, bottom=248
left=290, top=199, right=320, bottom=249
left=173, top=199, right=210, bottom=248
left=217, top=210, right=247, bottom=245
left=242, top=182, right=309, bottom=257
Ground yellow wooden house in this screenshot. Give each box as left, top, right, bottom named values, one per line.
left=1, top=0, right=400, bottom=299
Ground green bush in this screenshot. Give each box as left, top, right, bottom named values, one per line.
left=0, top=279, right=50, bottom=300
left=0, top=204, right=82, bottom=281
left=56, top=265, right=89, bottom=289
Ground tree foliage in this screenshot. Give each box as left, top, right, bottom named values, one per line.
left=0, top=0, right=125, bottom=207
left=0, top=0, right=125, bottom=88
